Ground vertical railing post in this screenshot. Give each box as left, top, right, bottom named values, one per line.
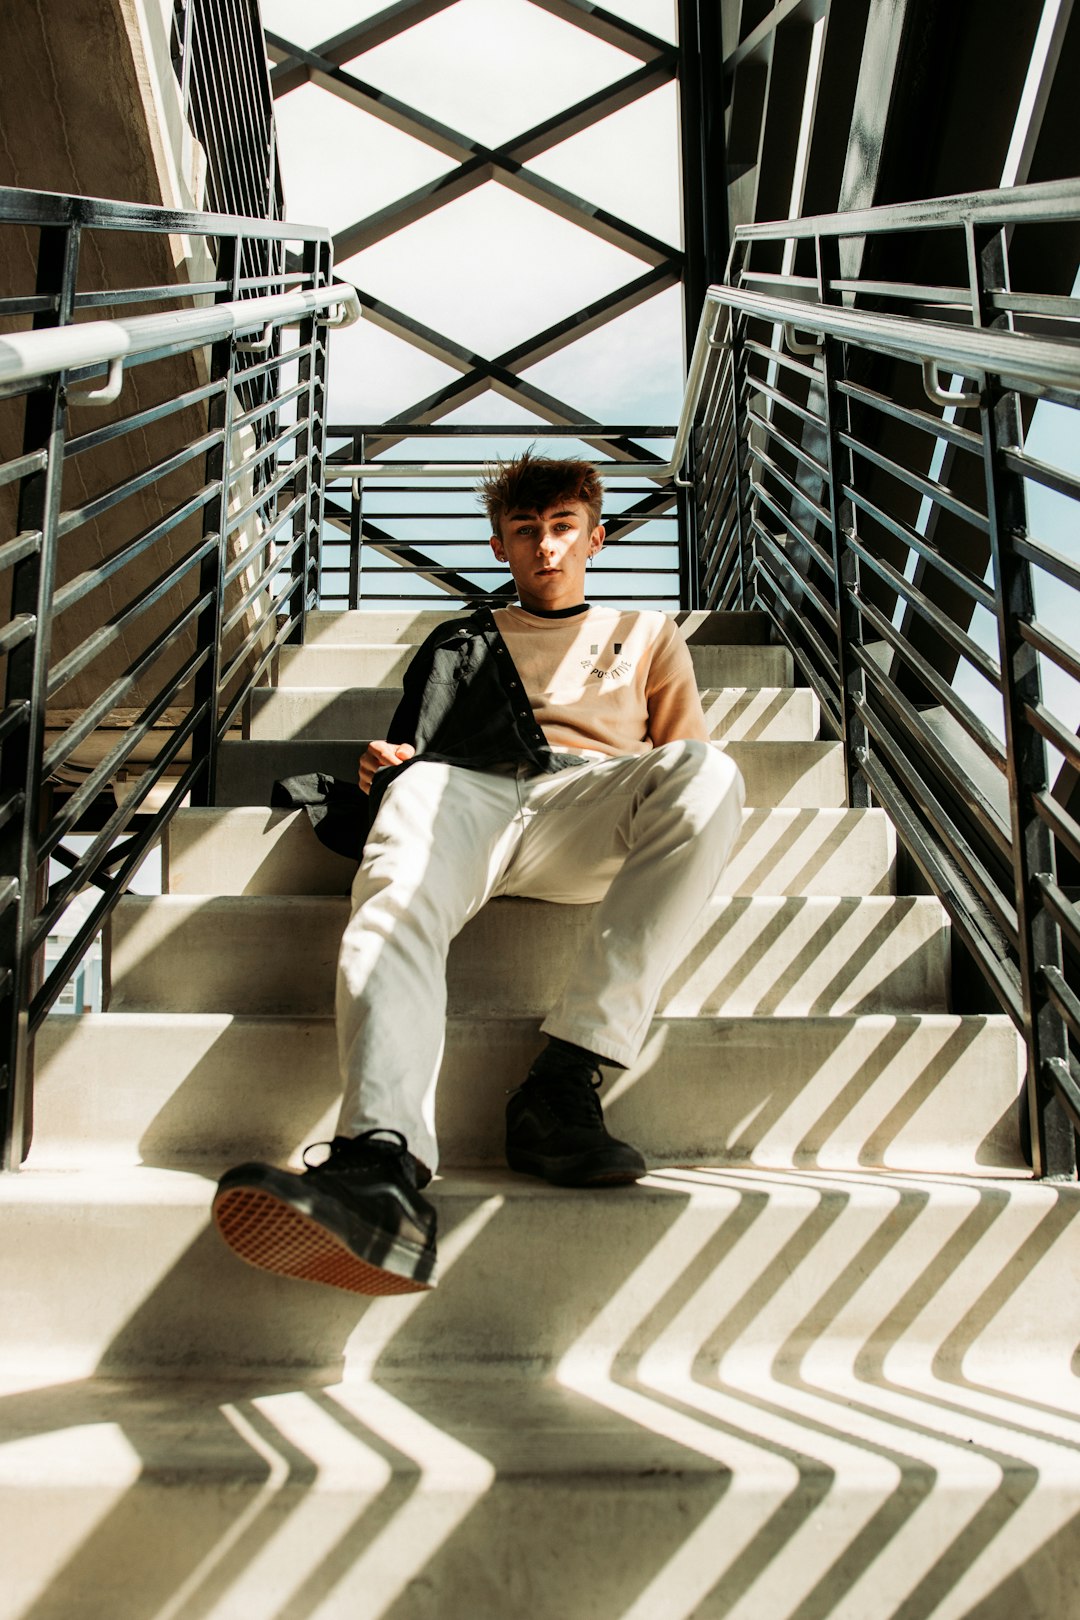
left=970, top=222, right=1076, bottom=1179
left=286, top=236, right=324, bottom=642
left=726, top=309, right=752, bottom=610
left=0, top=223, right=79, bottom=1169
left=817, top=235, right=869, bottom=805
left=190, top=234, right=240, bottom=810
left=677, top=473, right=700, bottom=611
left=349, top=433, right=364, bottom=611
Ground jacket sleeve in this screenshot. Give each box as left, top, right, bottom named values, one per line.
left=385, top=626, right=440, bottom=746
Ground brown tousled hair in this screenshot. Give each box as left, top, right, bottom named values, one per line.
left=480, top=449, right=604, bottom=538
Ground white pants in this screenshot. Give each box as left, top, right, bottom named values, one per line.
left=335, top=740, right=745, bottom=1171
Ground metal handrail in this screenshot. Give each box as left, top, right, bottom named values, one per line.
left=0, top=284, right=360, bottom=396
left=702, top=286, right=1080, bottom=394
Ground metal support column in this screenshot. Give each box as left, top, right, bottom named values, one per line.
left=972, top=222, right=1077, bottom=1178
left=0, top=224, right=79, bottom=1168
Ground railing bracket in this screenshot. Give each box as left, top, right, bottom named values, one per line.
left=921, top=360, right=981, bottom=409
left=783, top=323, right=823, bottom=357
left=67, top=356, right=124, bottom=407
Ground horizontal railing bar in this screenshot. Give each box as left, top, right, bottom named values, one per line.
left=751, top=550, right=840, bottom=678
left=745, top=404, right=830, bottom=482
left=991, top=290, right=1080, bottom=320
left=65, top=378, right=225, bottom=460
left=752, top=522, right=839, bottom=637
left=47, top=535, right=216, bottom=699
left=856, top=742, right=1023, bottom=1021
left=223, top=494, right=306, bottom=587
left=222, top=538, right=304, bottom=638
left=216, top=611, right=299, bottom=734
left=855, top=654, right=1013, bottom=860
left=744, top=373, right=826, bottom=431
left=732, top=176, right=1080, bottom=243
left=43, top=586, right=212, bottom=777
left=0, top=877, right=19, bottom=921
left=749, top=478, right=836, bottom=579
left=854, top=695, right=1018, bottom=932
left=840, top=430, right=990, bottom=532
left=752, top=585, right=844, bottom=734
left=1042, top=967, right=1080, bottom=1046
left=71, top=270, right=310, bottom=311
left=1002, top=445, right=1080, bottom=503
left=225, top=454, right=306, bottom=542
left=357, top=565, right=681, bottom=577
left=841, top=491, right=996, bottom=612
left=0, top=792, right=25, bottom=841
left=741, top=336, right=822, bottom=385
left=56, top=430, right=222, bottom=538
left=32, top=704, right=209, bottom=972
left=0, top=185, right=333, bottom=242
left=52, top=486, right=218, bottom=619
left=0, top=282, right=358, bottom=392
left=1020, top=616, right=1080, bottom=686
left=1033, top=789, right=1080, bottom=869
left=0, top=448, right=47, bottom=490
left=328, top=424, right=679, bottom=437
left=0, top=531, right=41, bottom=576
left=1012, top=533, right=1080, bottom=594
left=0, top=295, right=55, bottom=318
left=0, top=704, right=29, bottom=748
left=0, top=615, right=36, bottom=658
left=846, top=532, right=1002, bottom=686
left=714, top=284, right=1080, bottom=395
left=233, top=380, right=309, bottom=436
left=824, top=277, right=972, bottom=307
left=837, top=379, right=984, bottom=456
left=1024, top=699, right=1080, bottom=773
left=39, top=640, right=213, bottom=866
left=750, top=445, right=832, bottom=530
left=854, top=588, right=1007, bottom=769
left=1036, top=874, right=1080, bottom=953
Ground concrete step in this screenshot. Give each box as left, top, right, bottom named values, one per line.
left=275, top=641, right=796, bottom=690
left=215, top=738, right=847, bottom=810
left=248, top=683, right=821, bottom=744
left=300, top=607, right=777, bottom=646
left=106, top=893, right=950, bottom=1018
left=4, top=1366, right=1079, bottom=1620
left=164, top=806, right=896, bottom=898
left=1, top=1166, right=1074, bottom=1384
left=30, top=1011, right=1024, bottom=1174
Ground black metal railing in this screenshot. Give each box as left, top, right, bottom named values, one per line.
left=320, top=425, right=685, bottom=611
left=0, top=187, right=347, bottom=1168
left=692, top=178, right=1080, bottom=1179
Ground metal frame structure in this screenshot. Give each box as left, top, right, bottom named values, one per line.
left=690, top=178, right=1080, bottom=1180
left=0, top=187, right=349, bottom=1169
left=266, top=0, right=694, bottom=607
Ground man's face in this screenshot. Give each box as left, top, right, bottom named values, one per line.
left=490, top=498, right=604, bottom=613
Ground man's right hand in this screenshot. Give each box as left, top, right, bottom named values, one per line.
left=359, top=740, right=416, bottom=795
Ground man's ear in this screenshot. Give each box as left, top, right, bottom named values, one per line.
left=489, top=533, right=507, bottom=563
left=589, top=524, right=606, bottom=557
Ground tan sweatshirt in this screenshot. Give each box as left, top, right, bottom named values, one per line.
left=492, top=604, right=708, bottom=759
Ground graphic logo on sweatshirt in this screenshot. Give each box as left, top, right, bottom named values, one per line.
left=581, top=642, right=633, bottom=682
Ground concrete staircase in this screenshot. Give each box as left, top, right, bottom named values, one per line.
left=5, top=609, right=1080, bottom=1619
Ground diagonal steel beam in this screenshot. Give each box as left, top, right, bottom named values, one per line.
left=266, top=35, right=479, bottom=160
left=504, top=57, right=677, bottom=163
left=353, top=267, right=679, bottom=456
left=525, top=0, right=674, bottom=62
left=268, top=0, right=461, bottom=94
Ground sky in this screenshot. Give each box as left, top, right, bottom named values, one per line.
left=263, top=0, right=683, bottom=426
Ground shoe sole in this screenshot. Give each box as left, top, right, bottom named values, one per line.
left=506, top=1149, right=646, bottom=1188
left=213, top=1184, right=435, bottom=1296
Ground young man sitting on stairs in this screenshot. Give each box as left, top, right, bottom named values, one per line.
left=213, top=451, right=746, bottom=1297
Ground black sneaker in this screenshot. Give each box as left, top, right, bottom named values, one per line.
left=212, top=1129, right=437, bottom=1295
left=505, top=1043, right=647, bottom=1187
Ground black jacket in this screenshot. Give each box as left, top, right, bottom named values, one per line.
left=272, top=606, right=591, bottom=861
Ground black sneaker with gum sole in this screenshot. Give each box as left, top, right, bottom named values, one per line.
left=506, top=1046, right=647, bottom=1188
left=213, top=1130, right=437, bottom=1295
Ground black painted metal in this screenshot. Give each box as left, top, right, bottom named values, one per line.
left=0, top=190, right=333, bottom=1168
left=694, top=180, right=1080, bottom=1178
